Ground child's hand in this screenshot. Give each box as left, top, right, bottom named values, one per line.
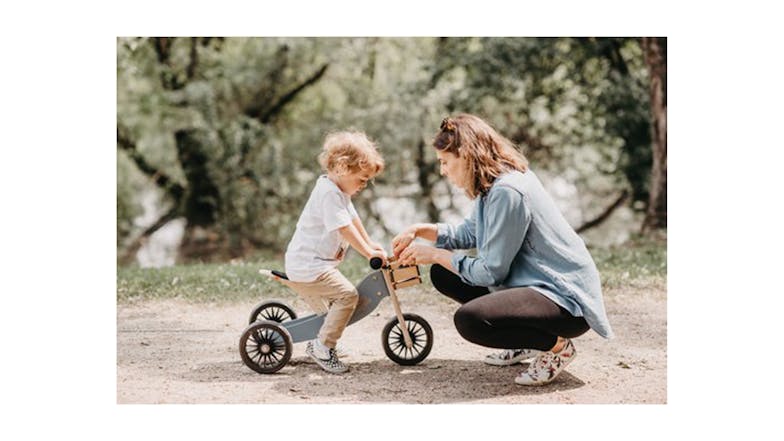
left=369, top=249, right=388, bottom=267
left=369, top=241, right=387, bottom=255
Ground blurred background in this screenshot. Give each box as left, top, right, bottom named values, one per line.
left=116, top=37, right=666, bottom=268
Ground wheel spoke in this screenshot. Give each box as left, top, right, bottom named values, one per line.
left=241, top=321, right=292, bottom=373
left=389, top=324, right=412, bottom=358
left=404, top=319, right=428, bottom=359
left=258, top=305, right=293, bottom=323
left=380, top=316, right=431, bottom=365
left=265, top=307, right=282, bottom=321
left=389, top=328, right=405, bottom=352
left=248, top=327, right=281, bottom=366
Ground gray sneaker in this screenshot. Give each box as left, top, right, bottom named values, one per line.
left=484, top=348, right=540, bottom=366
left=306, top=341, right=349, bottom=374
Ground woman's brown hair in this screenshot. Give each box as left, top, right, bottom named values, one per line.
left=433, top=113, right=528, bottom=199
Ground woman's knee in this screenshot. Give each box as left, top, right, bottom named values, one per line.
left=429, top=264, right=453, bottom=294
left=453, top=305, right=488, bottom=344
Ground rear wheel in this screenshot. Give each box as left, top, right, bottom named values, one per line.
left=239, top=320, right=293, bottom=374
left=248, top=300, right=297, bottom=325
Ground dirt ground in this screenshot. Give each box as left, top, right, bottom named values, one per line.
left=116, top=285, right=666, bottom=404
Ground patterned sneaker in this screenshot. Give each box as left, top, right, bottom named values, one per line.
left=335, top=345, right=349, bottom=358
left=306, top=340, right=349, bottom=374
left=514, top=338, right=576, bottom=386
left=484, top=348, right=540, bottom=366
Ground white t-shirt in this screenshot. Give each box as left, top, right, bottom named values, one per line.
left=284, top=175, right=359, bottom=282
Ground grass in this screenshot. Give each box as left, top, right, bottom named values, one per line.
left=117, top=235, right=666, bottom=304
left=117, top=254, right=381, bottom=304
left=591, top=235, right=667, bottom=290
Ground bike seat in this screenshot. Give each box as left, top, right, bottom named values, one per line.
left=271, top=270, right=289, bottom=280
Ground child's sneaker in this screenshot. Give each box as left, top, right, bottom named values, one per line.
left=306, top=340, right=349, bottom=374
left=514, top=338, right=576, bottom=386
left=483, top=348, right=540, bottom=366
left=334, top=344, right=349, bottom=358
left=306, top=339, right=347, bottom=359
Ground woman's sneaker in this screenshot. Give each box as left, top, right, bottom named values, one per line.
left=514, top=338, right=576, bottom=385
left=306, top=340, right=349, bottom=374
left=484, top=348, right=540, bottom=366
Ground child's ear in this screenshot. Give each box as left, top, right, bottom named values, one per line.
left=331, top=162, right=347, bottom=176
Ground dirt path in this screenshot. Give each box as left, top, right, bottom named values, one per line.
left=116, top=286, right=666, bottom=404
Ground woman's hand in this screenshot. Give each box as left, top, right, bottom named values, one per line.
left=397, top=243, right=446, bottom=266
left=391, top=226, right=418, bottom=259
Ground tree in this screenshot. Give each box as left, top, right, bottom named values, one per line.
left=117, top=37, right=331, bottom=262
left=117, top=37, right=665, bottom=265
left=641, top=37, right=667, bottom=231
left=423, top=37, right=662, bottom=233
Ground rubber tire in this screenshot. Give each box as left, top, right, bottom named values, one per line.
left=239, top=320, right=293, bottom=374
left=248, top=300, right=297, bottom=325
left=381, top=313, right=433, bottom=366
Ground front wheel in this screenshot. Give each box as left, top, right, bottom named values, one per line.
left=239, top=320, right=293, bottom=374
left=382, top=313, right=433, bottom=366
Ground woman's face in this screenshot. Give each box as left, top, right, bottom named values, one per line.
left=436, top=150, right=470, bottom=190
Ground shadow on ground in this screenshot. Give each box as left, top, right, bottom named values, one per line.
left=182, top=356, right=585, bottom=404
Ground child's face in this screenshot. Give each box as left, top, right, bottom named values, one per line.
left=336, top=169, right=374, bottom=196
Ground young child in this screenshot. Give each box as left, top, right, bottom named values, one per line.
left=283, top=131, right=387, bottom=374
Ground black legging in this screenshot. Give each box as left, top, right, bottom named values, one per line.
left=430, top=264, right=590, bottom=351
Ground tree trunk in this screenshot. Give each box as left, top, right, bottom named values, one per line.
left=641, top=37, right=667, bottom=232
left=175, top=129, right=220, bottom=227
left=174, top=129, right=225, bottom=260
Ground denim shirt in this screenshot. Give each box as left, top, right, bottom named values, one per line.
left=435, top=170, right=614, bottom=339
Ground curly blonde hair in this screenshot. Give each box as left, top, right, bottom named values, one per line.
left=434, top=113, right=528, bottom=199
left=318, top=131, right=384, bottom=177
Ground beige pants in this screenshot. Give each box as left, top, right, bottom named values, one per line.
left=283, top=268, right=358, bottom=348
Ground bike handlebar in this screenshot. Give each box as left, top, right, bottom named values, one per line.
left=369, top=257, right=384, bottom=270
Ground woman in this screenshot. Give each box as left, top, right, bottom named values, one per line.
left=392, top=114, right=613, bottom=386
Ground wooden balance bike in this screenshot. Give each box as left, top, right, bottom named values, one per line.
left=239, top=257, right=433, bottom=374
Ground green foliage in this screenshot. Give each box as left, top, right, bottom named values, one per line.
left=116, top=151, right=146, bottom=246
left=429, top=37, right=652, bottom=210
left=117, top=37, right=660, bottom=262
left=117, top=37, right=339, bottom=255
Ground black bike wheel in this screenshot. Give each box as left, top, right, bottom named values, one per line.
left=239, top=320, right=293, bottom=374
left=382, top=313, right=433, bottom=366
left=248, top=300, right=297, bottom=325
